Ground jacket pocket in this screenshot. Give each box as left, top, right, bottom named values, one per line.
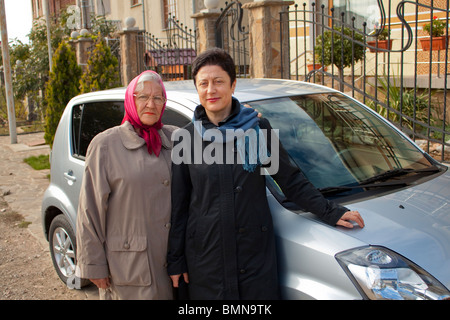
left=106, top=235, right=151, bottom=286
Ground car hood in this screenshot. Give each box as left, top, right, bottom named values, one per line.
left=342, top=171, right=450, bottom=290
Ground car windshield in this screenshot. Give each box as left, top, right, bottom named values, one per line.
left=248, top=93, right=435, bottom=193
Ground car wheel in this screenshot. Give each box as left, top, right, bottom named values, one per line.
left=49, top=214, right=89, bottom=288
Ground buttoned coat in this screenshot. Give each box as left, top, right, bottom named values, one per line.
left=167, top=101, right=348, bottom=300
left=76, top=121, right=177, bottom=300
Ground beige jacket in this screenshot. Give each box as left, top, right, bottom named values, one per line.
left=76, top=121, right=177, bottom=300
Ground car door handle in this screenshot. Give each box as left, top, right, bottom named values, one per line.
left=64, top=170, right=77, bottom=184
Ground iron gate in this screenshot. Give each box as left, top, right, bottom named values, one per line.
left=139, top=15, right=197, bottom=81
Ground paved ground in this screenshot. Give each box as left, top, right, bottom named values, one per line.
left=0, top=133, right=52, bottom=249
left=0, top=132, right=98, bottom=300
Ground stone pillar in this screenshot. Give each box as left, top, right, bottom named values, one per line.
left=243, top=0, right=294, bottom=79
left=70, top=30, right=94, bottom=72
left=119, top=18, right=145, bottom=85
left=191, top=10, right=221, bottom=54
left=75, top=38, right=94, bottom=70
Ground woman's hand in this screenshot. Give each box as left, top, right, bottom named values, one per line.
left=90, top=277, right=111, bottom=289
left=170, top=273, right=189, bottom=288
left=244, top=104, right=262, bottom=118
left=336, top=210, right=365, bottom=229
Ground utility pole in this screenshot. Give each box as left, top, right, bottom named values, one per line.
left=44, top=0, right=53, bottom=71
left=0, top=0, right=17, bottom=144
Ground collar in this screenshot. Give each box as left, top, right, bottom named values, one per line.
left=194, top=97, right=241, bottom=128
left=119, top=121, right=172, bottom=151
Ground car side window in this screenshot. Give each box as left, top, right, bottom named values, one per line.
left=71, top=101, right=189, bottom=160
left=162, top=107, right=191, bottom=128
left=71, top=101, right=124, bottom=159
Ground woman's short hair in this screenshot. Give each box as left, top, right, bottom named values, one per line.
left=134, top=72, right=163, bottom=94
left=192, top=48, right=236, bottom=86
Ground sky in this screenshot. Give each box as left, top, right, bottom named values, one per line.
left=4, top=0, right=33, bottom=44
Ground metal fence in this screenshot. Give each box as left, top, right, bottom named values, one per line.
left=280, top=1, right=450, bottom=162
left=138, top=2, right=250, bottom=80
left=215, top=1, right=250, bottom=78
left=105, top=37, right=122, bottom=85
left=134, top=1, right=449, bottom=161
left=139, top=15, right=197, bottom=81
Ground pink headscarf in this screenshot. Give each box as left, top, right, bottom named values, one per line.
left=122, top=70, right=167, bottom=157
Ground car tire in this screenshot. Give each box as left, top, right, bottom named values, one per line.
left=49, top=214, right=90, bottom=288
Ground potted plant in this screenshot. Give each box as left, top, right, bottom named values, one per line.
left=421, top=16, right=448, bottom=51
left=367, top=27, right=393, bottom=52
left=307, top=54, right=327, bottom=72
left=314, top=27, right=365, bottom=79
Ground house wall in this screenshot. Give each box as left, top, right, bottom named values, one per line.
left=101, top=0, right=253, bottom=43
left=31, top=0, right=76, bottom=19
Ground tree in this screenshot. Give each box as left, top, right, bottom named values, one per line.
left=314, top=27, right=365, bottom=77
left=7, top=15, right=70, bottom=122
left=1, top=40, right=32, bottom=122
left=44, top=42, right=81, bottom=147
left=79, top=34, right=121, bottom=93
left=10, top=12, right=119, bottom=120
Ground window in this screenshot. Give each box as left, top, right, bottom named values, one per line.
left=131, top=0, right=140, bottom=7
left=97, top=0, right=111, bottom=15
left=71, top=101, right=189, bottom=159
left=162, top=108, right=190, bottom=128
left=72, top=101, right=124, bottom=159
left=332, top=0, right=380, bottom=30
left=33, top=0, right=42, bottom=18
left=163, top=0, right=178, bottom=29
left=248, top=93, right=432, bottom=192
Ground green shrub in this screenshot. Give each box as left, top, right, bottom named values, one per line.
left=80, top=35, right=121, bottom=93
left=424, top=16, right=446, bottom=37
left=369, top=27, right=390, bottom=40
left=368, top=73, right=433, bottom=132
left=44, top=42, right=81, bottom=147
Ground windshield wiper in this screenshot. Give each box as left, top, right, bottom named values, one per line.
left=319, top=166, right=442, bottom=195
left=358, top=166, right=441, bottom=186
left=319, top=181, right=408, bottom=195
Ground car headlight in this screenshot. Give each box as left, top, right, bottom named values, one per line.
left=336, top=246, right=450, bottom=300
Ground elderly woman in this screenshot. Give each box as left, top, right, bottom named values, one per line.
left=76, top=71, right=176, bottom=300
left=167, top=48, right=365, bottom=300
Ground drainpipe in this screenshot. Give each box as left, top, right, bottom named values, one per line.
left=80, top=0, right=91, bottom=29
left=192, top=0, right=197, bottom=29
left=142, top=0, right=146, bottom=31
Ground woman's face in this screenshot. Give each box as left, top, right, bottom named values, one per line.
left=195, top=65, right=237, bottom=123
left=134, top=81, right=165, bottom=126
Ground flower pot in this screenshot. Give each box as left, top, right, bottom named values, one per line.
left=367, top=39, right=393, bottom=52
left=420, top=36, right=448, bottom=51
left=307, top=64, right=327, bottom=72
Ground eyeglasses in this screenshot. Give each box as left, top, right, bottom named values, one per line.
left=133, top=94, right=167, bottom=106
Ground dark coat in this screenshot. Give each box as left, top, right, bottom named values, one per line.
left=167, top=100, right=348, bottom=300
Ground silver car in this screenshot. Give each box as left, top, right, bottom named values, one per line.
left=42, top=78, right=450, bottom=300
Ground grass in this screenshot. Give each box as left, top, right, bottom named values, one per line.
left=0, top=208, right=31, bottom=229
left=23, top=155, right=50, bottom=170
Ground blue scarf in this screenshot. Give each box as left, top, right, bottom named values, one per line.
left=193, top=100, right=269, bottom=172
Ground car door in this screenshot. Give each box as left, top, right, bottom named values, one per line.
left=67, top=100, right=190, bottom=221
left=67, top=101, right=125, bottom=222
